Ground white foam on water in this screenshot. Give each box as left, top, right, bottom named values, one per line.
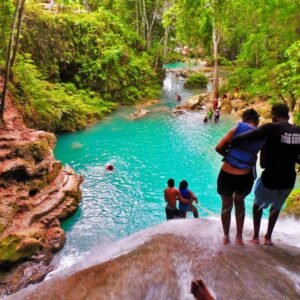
left=271, top=217, right=300, bottom=248
left=243, top=216, right=300, bottom=248
left=174, top=258, right=194, bottom=300
left=44, top=219, right=220, bottom=281
left=8, top=217, right=300, bottom=299
left=277, top=266, right=300, bottom=295
left=206, top=213, right=300, bottom=248
left=50, top=215, right=300, bottom=279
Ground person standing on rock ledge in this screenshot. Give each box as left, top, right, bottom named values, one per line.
left=215, top=108, right=263, bottom=245
left=231, top=104, right=300, bottom=246
left=164, top=178, right=189, bottom=220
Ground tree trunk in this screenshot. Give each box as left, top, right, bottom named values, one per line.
left=135, top=0, right=139, bottom=35
left=212, top=26, right=220, bottom=100
left=154, top=36, right=164, bottom=71
left=146, top=0, right=159, bottom=49
left=140, top=0, right=149, bottom=42
left=10, top=0, right=26, bottom=68
left=1, top=0, right=22, bottom=122
left=163, top=25, right=169, bottom=58
left=278, top=93, right=287, bottom=106
left=289, top=91, right=297, bottom=111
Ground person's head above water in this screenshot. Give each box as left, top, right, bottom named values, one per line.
left=242, top=108, right=259, bottom=126
left=167, top=178, right=175, bottom=188
left=271, top=103, right=289, bottom=122
left=179, top=180, right=188, bottom=190
left=106, top=164, right=114, bottom=171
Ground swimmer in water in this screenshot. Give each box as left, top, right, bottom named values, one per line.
left=106, top=164, right=114, bottom=171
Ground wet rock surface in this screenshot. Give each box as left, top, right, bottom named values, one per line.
left=0, top=79, right=82, bottom=295
left=13, top=219, right=300, bottom=300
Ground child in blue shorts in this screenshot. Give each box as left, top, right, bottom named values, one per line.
left=179, top=180, right=199, bottom=218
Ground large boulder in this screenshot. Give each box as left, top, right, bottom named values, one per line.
left=14, top=219, right=300, bottom=300
left=0, top=78, right=83, bottom=294
left=221, top=97, right=232, bottom=113
left=128, top=108, right=150, bottom=120
left=183, top=93, right=209, bottom=110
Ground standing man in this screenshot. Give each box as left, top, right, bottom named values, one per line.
left=213, top=98, right=218, bottom=111
left=231, top=104, right=300, bottom=245
left=164, top=178, right=189, bottom=220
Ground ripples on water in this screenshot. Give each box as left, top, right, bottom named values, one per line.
left=53, top=72, right=300, bottom=271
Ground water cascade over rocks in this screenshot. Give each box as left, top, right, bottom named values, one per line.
left=12, top=219, right=300, bottom=300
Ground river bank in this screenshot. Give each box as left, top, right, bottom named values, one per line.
left=0, top=79, right=82, bottom=295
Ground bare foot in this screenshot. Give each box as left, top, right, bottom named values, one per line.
left=264, top=238, right=274, bottom=246
left=235, top=238, right=244, bottom=246
left=191, top=279, right=215, bottom=300
left=249, top=238, right=260, bottom=245
left=223, top=236, right=230, bottom=245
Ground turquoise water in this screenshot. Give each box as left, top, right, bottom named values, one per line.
left=163, top=61, right=204, bottom=69
left=54, top=72, right=241, bottom=264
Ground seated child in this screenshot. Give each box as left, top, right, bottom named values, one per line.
left=179, top=180, right=199, bottom=218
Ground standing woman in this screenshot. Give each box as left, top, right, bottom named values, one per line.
left=215, top=109, right=264, bottom=245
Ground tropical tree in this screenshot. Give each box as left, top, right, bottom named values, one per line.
left=1, top=0, right=26, bottom=121
left=163, top=0, right=230, bottom=99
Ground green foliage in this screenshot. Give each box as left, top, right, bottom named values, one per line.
left=19, top=6, right=159, bottom=105
left=226, top=0, right=300, bottom=109
left=293, top=113, right=300, bottom=127
left=163, top=51, right=184, bottom=64
left=0, top=0, right=14, bottom=58
left=285, top=189, right=300, bottom=218
left=11, top=56, right=116, bottom=132
left=185, top=73, right=208, bottom=88
left=275, top=41, right=300, bottom=108
left=0, top=234, right=40, bottom=263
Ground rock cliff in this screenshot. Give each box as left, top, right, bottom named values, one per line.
left=0, top=79, right=82, bottom=295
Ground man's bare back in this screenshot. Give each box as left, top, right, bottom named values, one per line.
left=164, top=187, right=182, bottom=208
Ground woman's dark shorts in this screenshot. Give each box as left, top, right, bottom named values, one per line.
left=217, top=169, right=254, bottom=197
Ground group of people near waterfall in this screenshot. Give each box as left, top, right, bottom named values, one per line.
left=164, top=178, right=199, bottom=220
left=203, top=97, right=221, bottom=123
left=203, top=107, right=220, bottom=123
left=165, top=103, right=300, bottom=246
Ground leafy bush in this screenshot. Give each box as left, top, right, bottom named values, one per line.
left=284, top=189, right=300, bottom=218
left=163, top=51, right=185, bottom=64
left=185, top=73, right=208, bottom=88
left=19, top=6, right=160, bottom=104
left=11, top=56, right=116, bottom=132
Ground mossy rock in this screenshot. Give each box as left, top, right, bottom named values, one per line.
left=11, top=141, right=49, bottom=163
left=46, top=162, right=62, bottom=183
left=0, top=231, right=43, bottom=264
left=284, top=189, right=300, bottom=218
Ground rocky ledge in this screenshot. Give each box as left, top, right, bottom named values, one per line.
left=0, top=79, right=82, bottom=295
left=13, top=219, right=300, bottom=300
